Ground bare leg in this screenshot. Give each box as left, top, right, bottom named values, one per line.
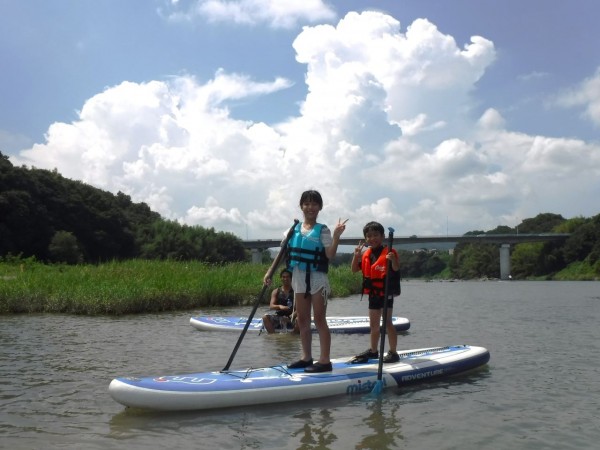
left=368, top=308, right=382, bottom=352
left=295, top=293, right=313, bottom=361
left=311, top=289, right=330, bottom=363
left=386, top=307, right=398, bottom=352
left=262, top=314, right=275, bottom=334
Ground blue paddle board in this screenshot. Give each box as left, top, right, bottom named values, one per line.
left=190, top=315, right=410, bottom=334
left=109, top=344, right=490, bottom=411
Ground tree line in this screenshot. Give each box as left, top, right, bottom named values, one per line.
left=0, top=152, right=245, bottom=264
left=448, top=213, right=600, bottom=279
left=2, top=151, right=599, bottom=279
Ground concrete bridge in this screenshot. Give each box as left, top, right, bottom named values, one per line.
left=243, top=233, right=570, bottom=280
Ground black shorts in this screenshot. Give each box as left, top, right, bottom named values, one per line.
left=267, top=314, right=294, bottom=330
left=368, top=295, right=394, bottom=310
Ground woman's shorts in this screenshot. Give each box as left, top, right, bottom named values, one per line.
left=291, top=267, right=330, bottom=300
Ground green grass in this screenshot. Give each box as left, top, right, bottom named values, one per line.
left=0, top=259, right=361, bottom=315
left=553, top=260, right=600, bottom=281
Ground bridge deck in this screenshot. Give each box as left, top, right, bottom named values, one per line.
left=242, top=233, right=570, bottom=249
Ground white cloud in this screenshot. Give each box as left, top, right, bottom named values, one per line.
left=163, top=0, right=336, bottom=28
left=555, top=67, right=600, bottom=127
left=12, top=11, right=600, bottom=240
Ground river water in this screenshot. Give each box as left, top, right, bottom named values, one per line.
left=1, top=280, right=599, bottom=449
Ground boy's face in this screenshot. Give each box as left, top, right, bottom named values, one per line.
left=364, top=230, right=384, bottom=248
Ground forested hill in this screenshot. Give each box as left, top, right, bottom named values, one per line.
left=0, top=152, right=245, bottom=264
left=2, top=151, right=599, bottom=279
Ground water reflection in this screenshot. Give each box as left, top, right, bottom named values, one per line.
left=356, top=398, right=403, bottom=450
left=292, top=408, right=337, bottom=449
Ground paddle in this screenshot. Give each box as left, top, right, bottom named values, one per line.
left=369, top=227, right=395, bottom=395
left=222, top=219, right=299, bottom=371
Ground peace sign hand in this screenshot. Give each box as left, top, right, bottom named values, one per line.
left=333, top=218, right=348, bottom=239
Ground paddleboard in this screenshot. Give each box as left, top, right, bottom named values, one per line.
left=190, top=316, right=410, bottom=334
left=109, top=344, right=490, bottom=411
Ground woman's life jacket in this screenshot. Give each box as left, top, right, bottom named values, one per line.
left=286, top=222, right=329, bottom=273
left=361, top=246, right=401, bottom=297
left=286, top=222, right=329, bottom=296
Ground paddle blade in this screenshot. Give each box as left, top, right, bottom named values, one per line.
left=365, top=379, right=384, bottom=398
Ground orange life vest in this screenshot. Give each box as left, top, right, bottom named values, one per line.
left=361, top=247, right=400, bottom=297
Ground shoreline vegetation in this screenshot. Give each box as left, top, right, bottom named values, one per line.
left=0, top=259, right=362, bottom=315
left=1, top=259, right=596, bottom=315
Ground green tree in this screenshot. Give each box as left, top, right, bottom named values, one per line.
left=450, top=243, right=499, bottom=279
left=48, top=230, right=83, bottom=264
left=511, top=242, right=544, bottom=278
left=562, top=216, right=600, bottom=265
left=518, top=213, right=565, bottom=233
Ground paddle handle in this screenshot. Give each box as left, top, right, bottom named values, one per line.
left=376, top=227, right=395, bottom=381
left=222, top=219, right=298, bottom=371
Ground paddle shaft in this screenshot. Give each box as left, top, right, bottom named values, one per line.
left=376, top=227, right=395, bottom=381
left=222, top=219, right=299, bottom=371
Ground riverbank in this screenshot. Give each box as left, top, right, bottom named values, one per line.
left=0, top=259, right=362, bottom=315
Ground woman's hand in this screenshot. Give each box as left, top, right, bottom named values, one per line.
left=333, top=218, right=348, bottom=239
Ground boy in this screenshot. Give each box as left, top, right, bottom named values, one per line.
left=350, top=221, right=401, bottom=364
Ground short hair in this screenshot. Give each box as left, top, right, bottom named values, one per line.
left=280, top=268, right=292, bottom=278
left=362, top=221, right=385, bottom=237
left=299, top=190, right=323, bottom=210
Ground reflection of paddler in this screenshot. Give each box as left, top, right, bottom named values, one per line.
left=292, top=407, right=337, bottom=449
left=357, top=399, right=403, bottom=449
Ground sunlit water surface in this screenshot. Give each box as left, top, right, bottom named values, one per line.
left=1, top=280, right=599, bottom=449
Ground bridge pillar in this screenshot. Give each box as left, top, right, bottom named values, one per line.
left=499, top=244, right=511, bottom=280
left=251, top=248, right=262, bottom=264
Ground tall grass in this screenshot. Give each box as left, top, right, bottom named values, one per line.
left=0, top=259, right=361, bottom=315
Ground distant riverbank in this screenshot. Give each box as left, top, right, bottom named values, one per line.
left=0, top=259, right=361, bottom=315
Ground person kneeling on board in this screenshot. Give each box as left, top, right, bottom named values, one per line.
left=262, top=269, right=298, bottom=333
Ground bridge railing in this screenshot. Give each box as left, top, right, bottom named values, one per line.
left=241, top=233, right=571, bottom=250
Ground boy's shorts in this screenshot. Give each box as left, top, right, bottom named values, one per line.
left=368, top=295, right=394, bottom=310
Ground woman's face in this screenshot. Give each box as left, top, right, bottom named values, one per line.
left=301, top=200, right=321, bottom=220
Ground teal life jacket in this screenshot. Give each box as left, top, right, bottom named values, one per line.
left=287, top=222, right=329, bottom=274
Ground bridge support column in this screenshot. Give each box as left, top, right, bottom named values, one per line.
left=251, top=248, right=262, bottom=264
left=499, top=244, right=511, bottom=280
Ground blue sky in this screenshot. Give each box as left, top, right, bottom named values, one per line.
left=1, top=0, right=599, bottom=239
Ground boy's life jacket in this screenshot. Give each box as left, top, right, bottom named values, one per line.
left=286, top=222, right=329, bottom=273
left=361, top=246, right=401, bottom=297
left=274, top=287, right=294, bottom=316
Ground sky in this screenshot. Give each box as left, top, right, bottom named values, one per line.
left=1, top=0, right=599, bottom=240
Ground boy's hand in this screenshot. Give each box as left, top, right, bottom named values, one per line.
left=386, top=251, right=400, bottom=270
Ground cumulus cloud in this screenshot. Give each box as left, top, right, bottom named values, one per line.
left=13, top=11, right=600, bottom=239
left=555, top=67, right=600, bottom=127
left=163, top=0, right=336, bottom=28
